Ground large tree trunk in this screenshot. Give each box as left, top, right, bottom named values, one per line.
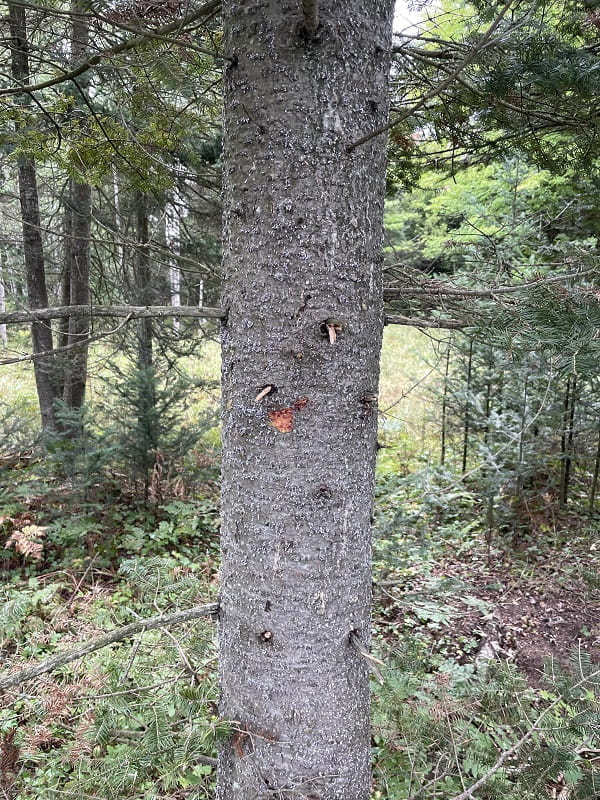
left=218, top=3, right=393, bottom=798
left=8, top=0, right=59, bottom=431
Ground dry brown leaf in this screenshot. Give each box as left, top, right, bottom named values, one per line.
left=5, top=525, right=46, bottom=560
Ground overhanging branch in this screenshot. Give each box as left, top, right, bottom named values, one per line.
left=0, top=304, right=468, bottom=330
left=347, top=0, right=514, bottom=151
left=384, top=314, right=468, bottom=329
left=383, top=267, right=596, bottom=300
left=0, top=0, right=222, bottom=98
left=0, top=304, right=226, bottom=325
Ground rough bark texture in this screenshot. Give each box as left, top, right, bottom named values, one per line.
left=63, top=178, right=92, bottom=409
left=0, top=264, right=7, bottom=346
left=8, top=0, right=59, bottom=431
left=218, top=2, right=393, bottom=798
left=134, top=192, right=153, bottom=370
left=165, top=192, right=183, bottom=335
left=63, top=1, right=92, bottom=410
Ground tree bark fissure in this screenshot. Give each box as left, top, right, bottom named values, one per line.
left=301, top=0, right=319, bottom=37
left=218, top=2, right=393, bottom=798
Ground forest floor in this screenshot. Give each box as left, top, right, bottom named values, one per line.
left=1, top=329, right=599, bottom=798
left=2, top=454, right=599, bottom=798
left=375, top=518, right=599, bottom=685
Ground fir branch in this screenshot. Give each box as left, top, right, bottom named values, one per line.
left=384, top=314, right=468, bottom=329
left=0, top=0, right=222, bottom=98
left=447, top=668, right=600, bottom=800
left=383, top=268, right=597, bottom=300
left=0, top=304, right=226, bottom=326
left=347, top=0, right=516, bottom=151
left=111, top=730, right=217, bottom=765
left=0, top=314, right=133, bottom=365
left=0, top=603, right=219, bottom=692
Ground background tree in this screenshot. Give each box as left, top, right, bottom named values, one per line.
left=0, top=0, right=223, bottom=440
left=7, top=0, right=60, bottom=431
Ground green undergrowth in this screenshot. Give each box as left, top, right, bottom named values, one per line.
left=1, top=335, right=598, bottom=798
left=372, top=651, right=600, bottom=800
left=370, top=462, right=600, bottom=799
left=1, top=557, right=223, bottom=799
left=1, top=454, right=598, bottom=798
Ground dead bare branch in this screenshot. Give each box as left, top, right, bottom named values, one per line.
left=0, top=603, right=219, bottom=693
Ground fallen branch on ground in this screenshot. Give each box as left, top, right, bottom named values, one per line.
left=0, top=603, right=219, bottom=693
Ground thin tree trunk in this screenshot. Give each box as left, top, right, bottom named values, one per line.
left=565, top=376, right=577, bottom=503
left=516, top=371, right=529, bottom=503
left=560, top=375, right=577, bottom=509
left=218, top=2, right=393, bottom=798
left=485, top=494, right=494, bottom=565
left=133, top=192, right=154, bottom=499
left=461, top=338, right=473, bottom=474
left=63, top=1, right=92, bottom=411
left=63, top=179, right=92, bottom=409
left=483, top=348, right=494, bottom=562
left=113, top=169, right=125, bottom=271
left=0, top=261, right=7, bottom=347
left=483, top=348, right=493, bottom=448
left=134, top=193, right=153, bottom=370
left=559, top=377, right=570, bottom=506
left=197, top=276, right=205, bottom=327
left=58, top=204, right=72, bottom=355
left=440, top=342, right=451, bottom=466
left=590, top=410, right=600, bottom=512
left=165, top=191, right=183, bottom=335
left=8, top=0, right=59, bottom=431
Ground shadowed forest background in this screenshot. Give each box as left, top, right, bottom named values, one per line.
left=1, top=0, right=599, bottom=798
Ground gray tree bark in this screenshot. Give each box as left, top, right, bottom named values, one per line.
left=0, top=262, right=7, bottom=347
left=62, top=178, right=92, bottom=410
left=63, top=0, right=92, bottom=411
left=134, top=192, right=153, bottom=370
left=165, top=189, right=185, bottom=335
left=218, top=2, right=393, bottom=798
left=8, top=0, right=59, bottom=431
